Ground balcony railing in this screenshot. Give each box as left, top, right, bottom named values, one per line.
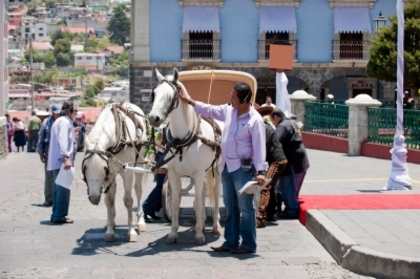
left=181, top=40, right=220, bottom=60
left=332, top=40, right=371, bottom=60
left=258, top=40, right=298, bottom=61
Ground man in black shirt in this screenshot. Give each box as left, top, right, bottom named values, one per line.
left=254, top=105, right=288, bottom=228
left=270, top=109, right=310, bottom=219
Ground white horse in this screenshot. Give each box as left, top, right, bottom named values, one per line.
left=82, top=102, right=150, bottom=242
left=148, top=68, right=223, bottom=244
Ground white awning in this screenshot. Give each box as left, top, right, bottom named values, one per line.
left=334, top=7, right=372, bottom=33
left=259, top=6, right=297, bottom=34
left=182, top=6, right=220, bottom=33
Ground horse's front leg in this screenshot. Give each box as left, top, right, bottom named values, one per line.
left=122, top=172, right=137, bottom=242
left=193, top=173, right=206, bottom=244
left=104, top=180, right=117, bottom=242
left=134, top=172, right=146, bottom=232
left=167, top=173, right=182, bottom=244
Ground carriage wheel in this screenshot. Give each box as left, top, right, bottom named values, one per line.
left=162, top=179, right=172, bottom=222
left=161, top=176, right=195, bottom=222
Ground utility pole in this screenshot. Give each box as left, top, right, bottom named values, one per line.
left=29, top=31, right=35, bottom=110
left=84, top=19, right=87, bottom=51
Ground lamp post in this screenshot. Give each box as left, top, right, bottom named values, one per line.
left=374, top=11, right=386, bottom=32
left=385, top=0, right=412, bottom=191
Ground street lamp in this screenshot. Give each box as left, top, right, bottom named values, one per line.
left=374, top=11, right=386, bottom=32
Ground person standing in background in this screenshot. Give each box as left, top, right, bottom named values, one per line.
left=27, top=111, right=42, bottom=152
left=37, top=105, right=61, bottom=207
left=12, top=117, right=26, bottom=152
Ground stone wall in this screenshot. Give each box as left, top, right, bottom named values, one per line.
left=0, top=117, right=8, bottom=160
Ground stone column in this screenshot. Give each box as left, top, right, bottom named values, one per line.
left=289, top=90, right=316, bottom=125
left=131, top=0, right=150, bottom=62
left=345, top=94, right=382, bottom=156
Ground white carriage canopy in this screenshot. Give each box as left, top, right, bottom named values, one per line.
left=259, top=6, right=297, bottom=34
left=334, top=6, right=372, bottom=33
left=182, top=6, right=220, bottom=33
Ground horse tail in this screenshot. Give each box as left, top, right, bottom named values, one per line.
left=206, top=169, right=216, bottom=214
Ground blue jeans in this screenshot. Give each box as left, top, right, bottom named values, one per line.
left=221, top=165, right=256, bottom=252
left=44, top=162, right=53, bottom=204
left=276, top=166, right=299, bottom=217
left=142, top=152, right=166, bottom=214
left=50, top=169, right=71, bottom=222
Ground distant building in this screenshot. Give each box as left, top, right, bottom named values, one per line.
left=74, top=53, right=106, bottom=71
left=96, top=87, right=129, bottom=103
left=28, top=42, right=53, bottom=53
left=103, top=46, right=124, bottom=56
left=71, top=44, right=84, bottom=52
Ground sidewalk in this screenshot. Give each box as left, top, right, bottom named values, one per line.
left=301, top=149, right=420, bottom=279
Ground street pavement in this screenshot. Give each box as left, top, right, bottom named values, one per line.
left=0, top=149, right=419, bottom=278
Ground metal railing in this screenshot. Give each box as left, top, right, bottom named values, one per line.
left=181, top=40, right=220, bottom=60
left=258, top=40, right=298, bottom=60
left=332, top=40, right=371, bottom=60
left=304, top=102, right=349, bottom=138
left=367, top=108, right=420, bottom=149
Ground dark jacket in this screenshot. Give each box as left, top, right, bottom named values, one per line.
left=265, top=123, right=287, bottom=165
left=275, top=119, right=310, bottom=175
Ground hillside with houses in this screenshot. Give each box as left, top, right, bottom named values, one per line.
left=4, top=0, right=131, bottom=114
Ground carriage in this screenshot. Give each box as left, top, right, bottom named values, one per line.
left=158, top=69, right=258, bottom=221
left=82, top=68, right=259, bottom=244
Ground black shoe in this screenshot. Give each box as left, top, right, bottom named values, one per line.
left=277, top=212, right=298, bottom=219
left=144, top=212, right=161, bottom=223
left=42, top=201, right=52, bottom=207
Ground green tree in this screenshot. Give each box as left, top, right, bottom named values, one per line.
left=54, top=38, right=71, bottom=56
left=41, top=51, right=57, bottom=68
left=107, top=4, right=130, bottom=45
left=367, top=0, right=420, bottom=98
left=56, top=52, right=72, bottom=66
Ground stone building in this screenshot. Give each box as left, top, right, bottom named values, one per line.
left=1, top=1, right=10, bottom=159
left=130, top=0, right=397, bottom=114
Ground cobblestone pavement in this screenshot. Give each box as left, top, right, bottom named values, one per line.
left=0, top=151, right=373, bottom=279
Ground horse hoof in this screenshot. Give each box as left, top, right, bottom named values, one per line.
left=105, top=234, right=115, bottom=242
left=195, top=237, right=206, bottom=245
left=167, top=235, right=178, bottom=244
left=137, top=224, right=147, bottom=233
left=129, top=233, right=138, bottom=242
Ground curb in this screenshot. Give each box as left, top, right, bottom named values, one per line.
left=306, top=209, right=420, bottom=279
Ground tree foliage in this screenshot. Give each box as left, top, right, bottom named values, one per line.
left=107, top=4, right=130, bottom=45
left=367, top=0, right=420, bottom=94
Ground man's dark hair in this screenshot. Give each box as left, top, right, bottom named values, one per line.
left=233, top=82, right=252, bottom=104
left=271, top=109, right=285, bottom=119
left=31, top=110, right=36, bottom=116
left=60, top=101, right=75, bottom=116
left=5, top=113, right=9, bottom=117
left=266, top=96, right=272, bottom=100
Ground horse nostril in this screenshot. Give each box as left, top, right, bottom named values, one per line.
left=155, top=116, right=160, bottom=123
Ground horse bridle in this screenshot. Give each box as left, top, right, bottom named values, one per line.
left=81, top=148, right=112, bottom=194
left=151, top=80, right=181, bottom=118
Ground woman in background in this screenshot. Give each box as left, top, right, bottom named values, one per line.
left=12, top=117, right=26, bottom=152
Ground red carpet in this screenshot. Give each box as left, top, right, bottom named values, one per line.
left=298, top=194, right=420, bottom=225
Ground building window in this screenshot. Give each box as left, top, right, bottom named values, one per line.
left=87, top=57, right=92, bottom=60
left=39, top=33, right=44, bottom=37
left=77, top=57, right=82, bottom=60
left=339, top=32, right=363, bottom=59
left=187, top=32, right=214, bottom=59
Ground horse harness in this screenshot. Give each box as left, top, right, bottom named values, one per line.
left=150, top=80, right=222, bottom=175
left=82, top=102, right=151, bottom=194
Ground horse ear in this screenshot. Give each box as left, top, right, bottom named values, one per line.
left=173, top=68, right=179, bottom=82
left=155, top=68, right=164, bottom=81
